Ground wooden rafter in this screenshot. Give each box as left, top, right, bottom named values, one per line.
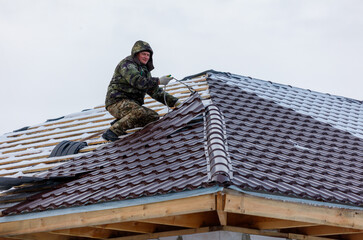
left=139, top=211, right=218, bottom=229
left=292, top=225, right=363, bottom=236
left=253, top=218, right=316, bottom=230
left=51, top=227, right=116, bottom=239
left=95, top=221, right=156, bottom=234
left=342, top=233, right=363, bottom=240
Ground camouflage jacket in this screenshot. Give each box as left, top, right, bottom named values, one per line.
left=105, top=41, right=178, bottom=108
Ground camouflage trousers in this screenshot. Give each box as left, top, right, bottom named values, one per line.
left=107, top=99, right=160, bottom=136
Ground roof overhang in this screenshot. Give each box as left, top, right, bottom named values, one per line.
left=1, top=187, right=363, bottom=240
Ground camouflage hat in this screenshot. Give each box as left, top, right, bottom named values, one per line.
left=131, top=40, right=154, bottom=71
left=131, top=40, right=153, bottom=56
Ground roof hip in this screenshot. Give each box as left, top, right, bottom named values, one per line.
left=204, top=104, right=233, bottom=184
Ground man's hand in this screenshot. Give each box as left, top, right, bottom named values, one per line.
left=174, top=100, right=182, bottom=108
left=159, top=75, right=173, bottom=85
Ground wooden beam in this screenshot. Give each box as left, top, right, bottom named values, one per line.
left=139, top=211, right=217, bottom=228
left=51, top=227, right=114, bottom=239
left=296, top=225, right=363, bottom=236
left=95, top=221, right=155, bottom=233
left=224, top=191, right=363, bottom=230
left=216, top=193, right=227, bottom=226
left=109, top=225, right=336, bottom=240
left=0, top=237, right=23, bottom=240
left=8, top=232, right=75, bottom=240
left=343, top=233, right=363, bottom=240
left=0, top=194, right=216, bottom=236
left=253, top=218, right=316, bottom=230
left=224, top=226, right=336, bottom=240
left=106, top=226, right=212, bottom=240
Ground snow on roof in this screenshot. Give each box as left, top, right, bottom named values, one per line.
left=0, top=76, right=210, bottom=179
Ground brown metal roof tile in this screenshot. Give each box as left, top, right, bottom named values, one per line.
left=3, top=71, right=363, bottom=216
left=207, top=76, right=363, bottom=206
left=3, top=93, right=212, bottom=215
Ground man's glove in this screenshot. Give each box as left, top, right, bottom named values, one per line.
left=159, top=75, right=173, bottom=85
left=174, top=100, right=182, bottom=108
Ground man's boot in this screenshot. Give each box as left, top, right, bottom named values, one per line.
left=102, top=129, right=119, bottom=142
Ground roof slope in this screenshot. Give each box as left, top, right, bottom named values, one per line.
left=3, top=93, right=214, bottom=215
left=207, top=77, right=363, bottom=205
left=3, top=70, right=363, bottom=217
left=0, top=77, right=210, bottom=213
left=208, top=71, right=363, bottom=138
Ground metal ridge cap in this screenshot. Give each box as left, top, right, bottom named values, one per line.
left=204, top=104, right=233, bottom=184
left=0, top=186, right=224, bottom=223
left=181, top=69, right=215, bottom=80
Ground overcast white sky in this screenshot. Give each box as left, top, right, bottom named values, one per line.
left=0, top=0, right=362, bottom=135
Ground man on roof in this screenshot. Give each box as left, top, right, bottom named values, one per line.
left=103, top=40, right=181, bottom=141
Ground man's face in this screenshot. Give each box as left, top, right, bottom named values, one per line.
left=137, top=51, right=150, bottom=65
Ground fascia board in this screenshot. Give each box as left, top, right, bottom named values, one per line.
left=0, top=186, right=223, bottom=223
left=228, top=185, right=363, bottom=211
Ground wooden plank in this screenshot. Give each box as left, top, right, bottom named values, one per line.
left=109, top=225, right=334, bottom=240
left=216, top=192, right=227, bottom=226
left=224, top=226, right=336, bottom=240
left=0, top=154, right=78, bottom=177
left=0, top=194, right=216, bottom=236
left=139, top=211, right=217, bottom=229
left=2, top=128, right=106, bottom=155
left=39, top=114, right=107, bottom=129
left=343, top=233, right=363, bottom=240
left=4, top=113, right=107, bottom=140
left=1, top=119, right=111, bottom=146
left=51, top=227, right=114, bottom=239
left=95, top=221, right=155, bottom=233
left=297, top=225, right=363, bottom=236
left=102, top=227, right=212, bottom=240
left=253, top=218, right=316, bottom=230
left=224, top=191, right=363, bottom=230
left=1, top=123, right=109, bottom=148
left=7, top=232, right=74, bottom=240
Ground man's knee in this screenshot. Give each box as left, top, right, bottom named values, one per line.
left=130, top=107, right=158, bottom=125
left=109, top=103, right=159, bottom=133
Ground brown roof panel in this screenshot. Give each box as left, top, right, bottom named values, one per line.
left=3, top=93, right=215, bottom=215
left=207, top=77, right=363, bottom=206
left=3, top=71, right=363, bottom=216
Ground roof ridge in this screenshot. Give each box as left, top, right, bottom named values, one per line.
left=206, top=71, right=363, bottom=139
left=204, top=104, right=233, bottom=184
left=208, top=70, right=363, bottom=103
